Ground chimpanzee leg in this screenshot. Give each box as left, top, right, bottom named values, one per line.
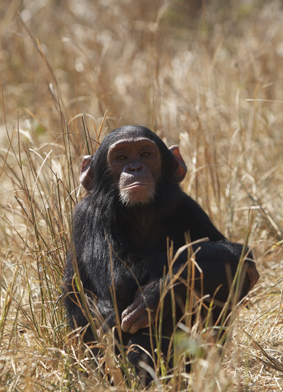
left=126, top=327, right=172, bottom=385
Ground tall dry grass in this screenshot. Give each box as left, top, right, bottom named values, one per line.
left=0, top=0, right=283, bottom=390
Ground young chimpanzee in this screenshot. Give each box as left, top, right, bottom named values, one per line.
left=64, top=125, right=259, bottom=375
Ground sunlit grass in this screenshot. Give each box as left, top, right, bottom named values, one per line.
left=1, top=0, right=283, bottom=390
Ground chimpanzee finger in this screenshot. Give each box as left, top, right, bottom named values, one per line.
left=121, top=302, right=146, bottom=332
left=128, top=313, right=150, bottom=334
left=121, top=296, right=144, bottom=319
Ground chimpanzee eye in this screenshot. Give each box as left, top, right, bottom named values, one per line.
left=116, top=154, right=127, bottom=160
left=141, top=151, right=151, bottom=157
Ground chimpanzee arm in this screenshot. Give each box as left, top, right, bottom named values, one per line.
left=189, top=240, right=259, bottom=293
left=147, top=240, right=256, bottom=306
left=121, top=240, right=258, bottom=334
left=63, top=254, right=116, bottom=342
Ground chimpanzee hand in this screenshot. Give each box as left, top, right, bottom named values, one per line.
left=247, top=262, right=260, bottom=291
left=121, top=281, right=160, bottom=334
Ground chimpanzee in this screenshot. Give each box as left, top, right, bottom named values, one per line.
left=64, top=125, right=259, bottom=377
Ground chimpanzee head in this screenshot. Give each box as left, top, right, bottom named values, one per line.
left=79, top=126, right=187, bottom=207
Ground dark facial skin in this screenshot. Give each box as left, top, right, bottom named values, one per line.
left=107, top=137, right=162, bottom=206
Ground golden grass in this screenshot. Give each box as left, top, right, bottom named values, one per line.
left=0, top=0, right=283, bottom=390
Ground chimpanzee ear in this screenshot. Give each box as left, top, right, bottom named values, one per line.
left=169, top=145, right=187, bottom=183
left=79, top=155, right=94, bottom=191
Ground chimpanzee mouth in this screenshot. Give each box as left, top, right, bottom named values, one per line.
left=121, top=182, right=154, bottom=190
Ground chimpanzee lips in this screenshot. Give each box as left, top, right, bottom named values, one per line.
left=121, top=182, right=154, bottom=190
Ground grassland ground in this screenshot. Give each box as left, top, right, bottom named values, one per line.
left=0, top=0, right=283, bottom=390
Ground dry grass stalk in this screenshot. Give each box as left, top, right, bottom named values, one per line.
left=1, top=0, right=283, bottom=390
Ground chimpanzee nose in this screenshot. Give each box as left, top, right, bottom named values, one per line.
left=127, top=163, right=142, bottom=172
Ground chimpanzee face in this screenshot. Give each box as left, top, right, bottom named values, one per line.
left=107, top=137, right=162, bottom=206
